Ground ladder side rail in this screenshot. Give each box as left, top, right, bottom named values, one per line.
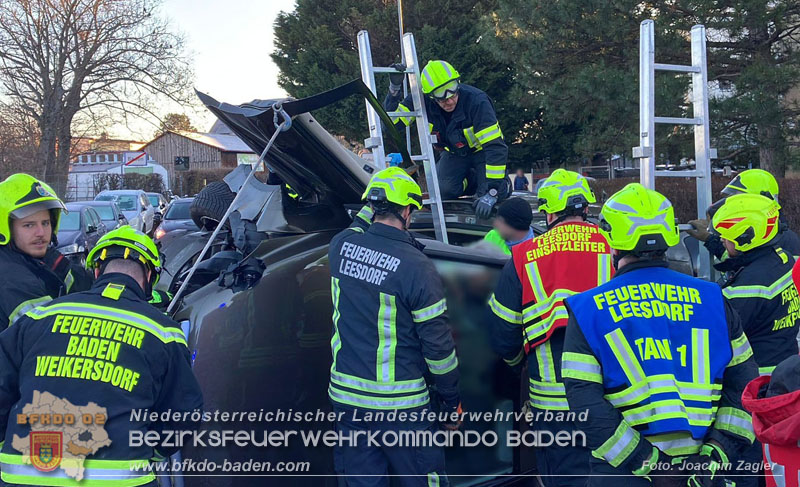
left=639, top=20, right=657, bottom=189
left=357, top=31, right=386, bottom=171
left=402, top=33, right=449, bottom=244
left=691, top=24, right=714, bottom=281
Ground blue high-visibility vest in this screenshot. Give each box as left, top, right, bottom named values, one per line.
left=567, top=266, right=731, bottom=440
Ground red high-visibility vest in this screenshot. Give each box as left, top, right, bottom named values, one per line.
left=511, top=221, right=613, bottom=352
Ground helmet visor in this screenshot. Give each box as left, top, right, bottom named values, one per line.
left=10, top=200, right=67, bottom=220
left=430, top=81, right=459, bottom=101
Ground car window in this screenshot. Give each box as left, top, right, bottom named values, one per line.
left=93, top=205, right=115, bottom=220
left=147, top=195, right=160, bottom=207
left=165, top=201, right=192, bottom=220
left=88, top=208, right=101, bottom=227
left=59, top=211, right=81, bottom=231
left=101, top=195, right=137, bottom=211
left=428, top=257, right=514, bottom=479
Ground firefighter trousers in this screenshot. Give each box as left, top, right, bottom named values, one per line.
left=531, top=411, right=593, bottom=487
left=436, top=150, right=487, bottom=200
left=333, top=406, right=449, bottom=487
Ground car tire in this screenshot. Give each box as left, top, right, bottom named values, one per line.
left=191, top=181, right=235, bottom=231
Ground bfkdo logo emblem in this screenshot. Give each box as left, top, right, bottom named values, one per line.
left=30, top=431, right=62, bottom=472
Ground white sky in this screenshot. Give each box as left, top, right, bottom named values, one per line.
left=115, top=0, right=295, bottom=140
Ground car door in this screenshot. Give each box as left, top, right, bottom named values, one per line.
left=139, top=193, right=154, bottom=233
left=83, top=208, right=100, bottom=249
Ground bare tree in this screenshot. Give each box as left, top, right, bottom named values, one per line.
left=0, top=103, right=40, bottom=180
left=0, top=0, right=194, bottom=195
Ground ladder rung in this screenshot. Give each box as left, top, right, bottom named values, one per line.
left=654, top=63, right=701, bottom=73
left=410, top=155, right=430, bottom=161
left=655, top=170, right=702, bottom=178
left=422, top=198, right=436, bottom=205
left=386, top=111, right=422, bottom=119
left=371, top=67, right=410, bottom=74
left=655, top=116, right=701, bottom=125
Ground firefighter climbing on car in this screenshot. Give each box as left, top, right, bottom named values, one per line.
left=384, top=60, right=510, bottom=219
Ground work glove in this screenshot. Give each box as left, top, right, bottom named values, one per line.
left=474, top=190, right=498, bottom=220
left=686, top=443, right=728, bottom=487
left=388, top=63, right=406, bottom=94
left=686, top=219, right=711, bottom=242
left=43, top=247, right=72, bottom=281
left=440, top=402, right=463, bottom=431
left=633, top=448, right=687, bottom=487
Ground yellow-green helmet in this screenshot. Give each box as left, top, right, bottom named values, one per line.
left=86, top=225, right=161, bottom=292
left=721, top=169, right=779, bottom=203
left=536, top=169, right=596, bottom=214
left=420, top=60, right=461, bottom=99
left=711, top=194, right=780, bottom=252
left=362, top=167, right=423, bottom=210
left=599, top=183, right=680, bottom=252
left=0, top=173, right=66, bottom=246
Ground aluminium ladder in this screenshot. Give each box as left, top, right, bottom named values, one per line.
left=633, top=20, right=717, bottom=280
left=357, top=30, right=449, bottom=244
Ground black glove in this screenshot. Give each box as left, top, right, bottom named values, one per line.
left=686, top=443, right=728, bottom=487
left=43, top=247, right=71, bottom=281
left=474, top=190, right=498, bottom=220
left=440, top=402, right=463, bottom=431
left=388, top=63, right=406, bottom=93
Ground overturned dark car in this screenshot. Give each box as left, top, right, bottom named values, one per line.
left=160, top=87, right=702, bottom=487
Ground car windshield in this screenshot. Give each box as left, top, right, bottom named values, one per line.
left=147, top=195, right=160, bottom=206
left=98, top=194, right=136, bottom=211
left=59, top=211, right=80, bottom=231
left=92, top=206, right=115, bottom=220
left=165, top=201, right=192, bottom=220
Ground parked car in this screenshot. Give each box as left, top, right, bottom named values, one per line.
left=154, top=197, right=198, bottom=241
left=56, top=203, right=108, bottom=267
left=94, top=189, right=155, bottom=234
left=80, top=200, right=128, bottom=231
left=146, top=192, right=168, bottom=214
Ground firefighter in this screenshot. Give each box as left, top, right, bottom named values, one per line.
left=483, top=197, right=535, bottom=255
left=0, top=225, right=203, bottom=486
left=711, top=193, right=798, bottom=487
left=687, top=168, right=800, bottom=258
left=487, top=169, right=612, bottom=486
left=0, top=173, right=92, bottom=331
left=328, top=167, right=460, bottom=486
left=561, top=183, right=758, bottom=486
left=385, top=61, right=509, bottom=218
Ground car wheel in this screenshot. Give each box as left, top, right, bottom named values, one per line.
left=191, top=181, right=235, bottom=231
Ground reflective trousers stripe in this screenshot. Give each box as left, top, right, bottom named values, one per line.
left=328, top=385, right=430, bottom=410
